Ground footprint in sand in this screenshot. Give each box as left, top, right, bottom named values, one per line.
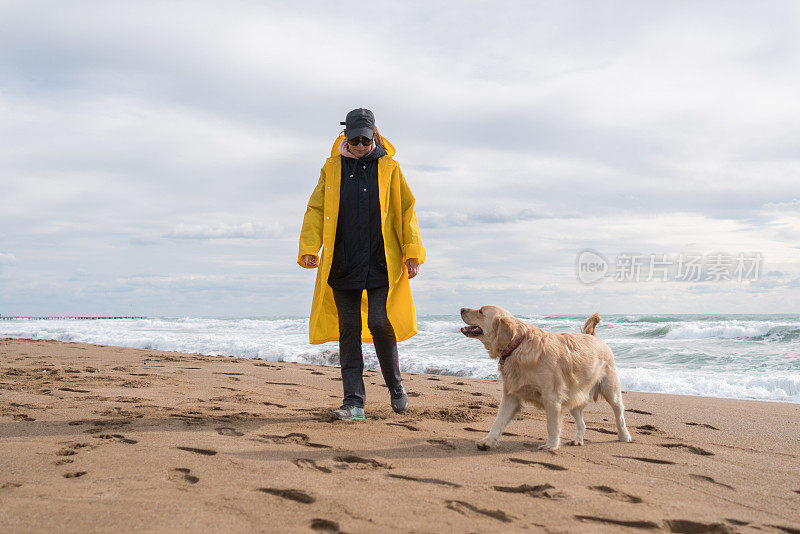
left=216, top=427, right=244, bottom=437
left=494, top=483, right=565, bottom=500
left=386, top=422, right=420, bottom=431
left=8, top=402, right=37, bottom=409
left=60, top=442, right=92, bottom=453
left=613, top=455, right=675, bottom=465
left=95, top=434, right=138, bottom=444
left=333, top=455, right=391, bottom=470
left=63, top=471, right=87, bottom=479
left=726, top=519, right=749, bottom=526
left=685, top=422, right=720, bottom=430
left=664, top=519, right=737, bottom=533
left=589, top=485, right=643, bottom=503
left=309, top=518, right=341, bottom=533
left=589, top=427, right=619, bottom=435
left=427, top=439, right=456, bottom=450
left=175, top=446, right=217, bottom=456
left=168, top=467, right=199, bottom=485
left=257, top=487, right=315, bottom=504
left=445, top=500, right=513, bottom=523
left=12, top=413, right=35, bottom=421
left=689, top=474, right=734, bottom=490
left=522, top=442, right=558, bottom=452
left=387, top=473, right=460, bottom=488
left=292, top=458, right=332, bottom=474
left=169, top=413, right=206, bottom=424
left=625, top=408, right=653, bottom=415
left=254, top=433, right=331, bottom=448
left=574, top=516, right=658, bottom=529
left=636, top=424, right=661, bottom=435
left=81, top=419, right=132, bottom=431
left=659, top=443, right=714, bottom=456
left=1, top=482, right=23, bottom=489
left=508, top=457, right=567, bottom=471
left=463, top=427, right=519, bottom=437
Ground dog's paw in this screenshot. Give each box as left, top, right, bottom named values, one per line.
left=618, top=431, right=632, bottom=443
left=537, top=442, right=560, bottom=451
left=476, top=437, right=498, bottom=450
left=567, top=439, right=584, bottom=446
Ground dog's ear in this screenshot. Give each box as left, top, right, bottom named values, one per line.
left=491, top=315, right=517, bottom=355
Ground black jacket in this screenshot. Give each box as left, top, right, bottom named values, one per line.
left=327, top=145, right=389, bottom=290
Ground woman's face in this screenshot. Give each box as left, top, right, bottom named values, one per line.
left=347, top=136, right=372, bottom=158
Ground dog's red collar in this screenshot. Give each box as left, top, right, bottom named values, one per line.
left=499, top=334, right=525, bottom=365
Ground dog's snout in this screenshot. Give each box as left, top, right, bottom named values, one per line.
left=460, top=308, right=466, bottom=314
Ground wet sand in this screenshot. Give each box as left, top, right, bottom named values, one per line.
left=1, top=338, right=799, bottom=533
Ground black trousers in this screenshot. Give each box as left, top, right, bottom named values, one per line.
left=331, top=285, right=401, bottom=408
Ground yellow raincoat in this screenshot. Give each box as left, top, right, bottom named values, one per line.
left=298, top=135, right=426, bottom=344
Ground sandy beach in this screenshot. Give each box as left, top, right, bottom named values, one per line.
left=1, top=338, right=798, bottom=533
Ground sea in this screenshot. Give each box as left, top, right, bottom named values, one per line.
left=2, top=314, right=798, bottom=404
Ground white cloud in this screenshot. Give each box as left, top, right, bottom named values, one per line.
left=166, top=222, right=283, bottom=240
left=0, top=253, right=17, bottom=265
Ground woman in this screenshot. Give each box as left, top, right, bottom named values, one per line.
left=298, top=108, right=425, bottom=420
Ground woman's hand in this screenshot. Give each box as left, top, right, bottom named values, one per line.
left=405, top=258, right=420, bottom=279
left=302, top=254, right=318, bottom=267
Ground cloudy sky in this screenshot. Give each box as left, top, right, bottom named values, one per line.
left=1, top=1, right=799, bottom=317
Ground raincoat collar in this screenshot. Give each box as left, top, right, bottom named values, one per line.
left=339, top=140, right=386, bottom=161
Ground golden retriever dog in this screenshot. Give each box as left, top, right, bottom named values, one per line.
left=460, top=306, right=632, bottom=451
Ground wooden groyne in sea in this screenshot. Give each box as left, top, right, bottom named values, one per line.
left=0, top=316, right=147, bottom=321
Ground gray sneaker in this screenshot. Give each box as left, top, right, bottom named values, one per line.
left=390, top=384, right=408, bottom=413
left=332, top=405, right=365, bottom=420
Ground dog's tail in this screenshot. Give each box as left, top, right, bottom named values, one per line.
left=581, top=312, right=601, bottom=335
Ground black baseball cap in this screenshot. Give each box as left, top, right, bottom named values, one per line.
left=340, top=108, right=375, bottom=140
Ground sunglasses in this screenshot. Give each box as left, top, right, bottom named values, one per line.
left=347, top=136, right=373, bottom=147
